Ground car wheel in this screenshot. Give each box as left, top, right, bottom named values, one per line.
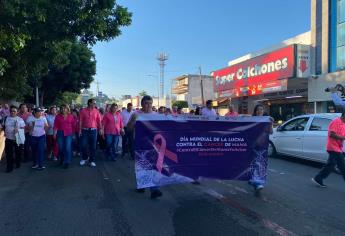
left=268, top=141, right=277, bottom=158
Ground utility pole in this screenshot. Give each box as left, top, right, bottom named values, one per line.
left=95, top=80, right=101, bottom=97
left=157, top=53, right=168, bottom=106
left=35, top=76, right=39, bottom=107
left=199, top=66, right=205, bottom=106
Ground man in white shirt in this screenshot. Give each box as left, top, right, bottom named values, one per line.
left=2, top=105, right=25, bottom=172
left=201, top=100, right=217, bottom=118
left=121, top=103, right=134, bottom=158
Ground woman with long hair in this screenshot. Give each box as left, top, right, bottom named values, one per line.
left=249, top=104, right=273, bottom=194
left=71, top=109, right=80, bottom=156
left=54, top=105, right=76, bottom=169
left=102, top=103, right=124, bottom=161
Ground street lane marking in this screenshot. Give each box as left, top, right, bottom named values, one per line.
left=216, top=180, right=249, bottom=194
left=268, top=168, right=278, bottom=173
left=204, top=188, right=297, bottom=236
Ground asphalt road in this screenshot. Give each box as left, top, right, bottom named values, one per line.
left=0, top=153, right=344, bottom=236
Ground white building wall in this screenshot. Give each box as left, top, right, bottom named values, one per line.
left=228, top=32, right=311, bottom=66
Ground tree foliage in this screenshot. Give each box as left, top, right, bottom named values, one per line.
left=0, top=0, right=132, bottom=103
left=139, top=90, right=148, bottom=97
left=172, top=100, right=188, bottom=108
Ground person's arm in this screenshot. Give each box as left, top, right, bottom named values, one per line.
left=44, top=117, right=49, bottom=130
left=331, top=92, right=345, bottom=107
left=119, top=114, right=125, bottom=135
left=97, top=111, right=103, bottom=136
left=126, top=113, right=138, bottom=130
left=101, top=114, right=106, bottom=138
left=330, top=131, right=345, bottom=140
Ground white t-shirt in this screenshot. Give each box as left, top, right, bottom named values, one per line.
left=201, top=108, right=217, bottom=118
left=4, top=116, right=25, bottom=140
left=121, top=110, right=134, bottom=127
left=27, top=116, right=48, bottom=137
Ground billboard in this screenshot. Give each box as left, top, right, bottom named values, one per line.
left=213, top=45, right=295, bottom=97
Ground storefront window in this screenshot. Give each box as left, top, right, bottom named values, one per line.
left=339, top=0, right=345, bottom=23
left=337, top=46, right=345, bottom=69
left=338, top=22, right=345, bottom=46
left=329, top=0, right=345, bottom=71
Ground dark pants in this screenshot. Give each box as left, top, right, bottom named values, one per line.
left=30, top=135, right=46, bottom=167
left=23, top=133, right=31, bottom=161
left=81, top=129, right=97, bottom=162
left=315, top=151, right=345, bottom=181
left=57, top=131, right=73, bottom=164
left=123, top=127, right=134, bottom=158
left=72, top=134, right=81, bottom=153
left=5, top=139, right=23, bottom=171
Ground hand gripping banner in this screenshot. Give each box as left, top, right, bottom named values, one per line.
left=135, top=115, right=271, bottom=189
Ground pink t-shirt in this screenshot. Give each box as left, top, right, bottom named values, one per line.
left=54, top=114, right=76, bottom=136
left=327, top=118, right=345, bottom=153
left=102, top=112, right=123, bottom=135
left=225, top=111, right=239, bottom=117
left=19, top=112, right=32, bottom=133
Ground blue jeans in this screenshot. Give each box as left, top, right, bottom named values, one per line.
left=81, top=129, right=97, bottom=162
left=57, top=131, right=73, bottom=164
left=105, top=134, right=120, bottom=160
left=30, top=135, right=46, bottom=167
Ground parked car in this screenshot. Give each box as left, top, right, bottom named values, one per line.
left=268, top=113, right=343, bottom=163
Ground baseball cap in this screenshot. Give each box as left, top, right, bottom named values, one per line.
left=33, top=107, right=43, bottom=113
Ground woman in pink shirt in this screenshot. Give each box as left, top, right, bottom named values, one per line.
left=225, top=104, right=239, bottom=117
left=102, top=103, right=124, bottom=161
left=54, top=104, right=76, bottom=169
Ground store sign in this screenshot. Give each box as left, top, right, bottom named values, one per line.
left=296, top=45, right=311, bottom=78
left=213, top=45, right=295, bottom=97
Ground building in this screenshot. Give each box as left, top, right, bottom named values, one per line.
left=212, top=32, right=312, bottom=121
left=171, top=74, right=214, bottom=109
left=308, top=0, right=345, bottom=112
left=80, top=89, right=93, bottom=107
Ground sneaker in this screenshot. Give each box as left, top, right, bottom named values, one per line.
left=150, top=190, right=163, bottom=199
left=36, top=166, right=46, bottom=171
left=80, top=160, right=87, bottom=166
left=311, top=178, right=326, bottom=188
left=255, top=184, right=264, bottom=190
left=90, top=162, right=96, bottom=167
left=53, top=157, right=58, bottom=161
left=31, top=165, right=39, bottom=169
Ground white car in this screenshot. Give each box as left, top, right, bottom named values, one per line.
left=268, top=113, right=343, bottom=163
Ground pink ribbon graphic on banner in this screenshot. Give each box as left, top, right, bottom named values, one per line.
left=153, top=134, right=178, bottom=173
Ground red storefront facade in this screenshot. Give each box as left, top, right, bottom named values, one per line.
left=213, top=44, right=311, bottom=121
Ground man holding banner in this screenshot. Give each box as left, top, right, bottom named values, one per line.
left=127, top=95, right=163, bottom=199
left=133, top=98, right=272, bottom=196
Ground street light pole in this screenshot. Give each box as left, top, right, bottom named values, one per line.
left=199, top=66, right=205, bottom=106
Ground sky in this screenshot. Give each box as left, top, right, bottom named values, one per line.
left=91, top=0, right=311, bottom=99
